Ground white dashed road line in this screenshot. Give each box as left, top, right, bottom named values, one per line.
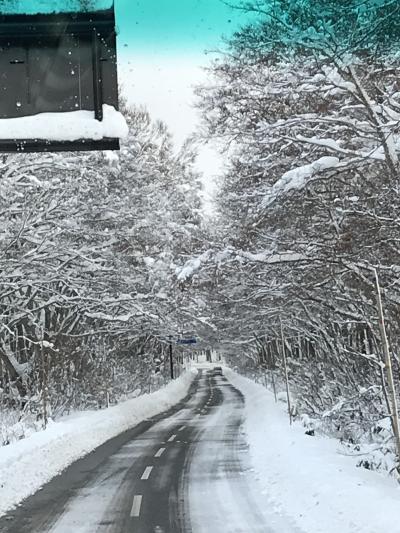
left=130, top=495, right=143, bottom=518
left=168, top=434, right=177, bottom=442
left=141, top=466, right=153, bottom=480
left=178, top=425, right=185, bottom=432
left=154, top=447, right=166, bottom=458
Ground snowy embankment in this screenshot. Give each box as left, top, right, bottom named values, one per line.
left=0, top=370, right=196, bottom=517
left=226, top=369, right=400, bottom=533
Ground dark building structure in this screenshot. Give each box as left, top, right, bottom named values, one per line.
left=0, top=4, right=121, bottom=152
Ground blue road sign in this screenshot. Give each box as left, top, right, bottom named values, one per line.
left=176, top=338, right=197, bottom=345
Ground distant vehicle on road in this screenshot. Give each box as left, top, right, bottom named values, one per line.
left=213, top=366, right=223, bottom=376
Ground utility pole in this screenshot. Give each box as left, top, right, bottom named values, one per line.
left=280, top=317, right=292, bottom=425
left=41, top=325, right=48, bottom=429
left=374, top=269, right=400, bottom=472
left=168, top=336, right=174, bottom=379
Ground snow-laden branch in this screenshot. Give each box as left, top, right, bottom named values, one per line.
left=175, top=251, right=212, bottom=281
left=239, top=251, right=306, bottom=263
left=262, top=156, right=340, bottom=208
left=176, top=248, right=308, bottom=282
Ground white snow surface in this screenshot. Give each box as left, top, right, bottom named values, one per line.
left=263, top=156, right=340, bottom=208
left=175, top=250, right=211, bottom=281
left=0, top=369, right=196, bottom=517
left=0, top=105, right=129, bottom=141
left=240, top=250, right=306, bottom=263
left=226, top=369, right=400, bottom=533
left=176, top=257, right=202, bottom=281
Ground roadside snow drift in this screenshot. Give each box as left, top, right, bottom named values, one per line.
left=0, top=370, right=196, bottom=517
left=0, top=105, right=129, bottom=141
left=226, top=369, right=400, bottom=533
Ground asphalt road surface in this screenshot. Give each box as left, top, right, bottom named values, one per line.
left=0, top=370, right=298, bottom=533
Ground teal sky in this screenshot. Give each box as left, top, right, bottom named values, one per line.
left=0, top=0, right=246, bottom=57
left=116, top=0, right=246, bottom=57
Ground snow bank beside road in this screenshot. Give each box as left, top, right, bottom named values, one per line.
left=226, top=369, right=400, bottom=533
left=0, top=370, right=196, bottom=517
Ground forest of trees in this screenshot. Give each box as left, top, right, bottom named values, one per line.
left=175, top=0, right=400, bottom=467
left=0, top=102, right=206, bottom=442
left=3, top=0, right=400, bottom=474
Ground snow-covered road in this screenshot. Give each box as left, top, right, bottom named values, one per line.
left=0, top=370, right=297, bottom=533
left=188, top=378, right=301, bottom=533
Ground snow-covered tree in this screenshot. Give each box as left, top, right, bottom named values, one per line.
left=190, top=0, right=400, bottom=459
left=0, top=102, right=203, bottom=429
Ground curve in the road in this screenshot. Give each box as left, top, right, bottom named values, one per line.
left=0, top=370, right=300, bottom=533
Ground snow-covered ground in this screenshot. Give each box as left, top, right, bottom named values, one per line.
left=226, top=368, right=400, bottom=533
left=3, top=364, right=400, bottom=532
left=0, top=369, right=196, bottom=518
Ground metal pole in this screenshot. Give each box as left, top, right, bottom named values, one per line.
left=374, top=269, right=400, bottom=472
left=169, top=339, right=174, bottom=380
left=41, top=326, right=48, bottom=429
left=92, top=28, right=103, bottom=121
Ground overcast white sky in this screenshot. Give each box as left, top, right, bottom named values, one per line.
left=119, top=57, right=205, bottom=146
left=118, top=55, right=223, bottom=212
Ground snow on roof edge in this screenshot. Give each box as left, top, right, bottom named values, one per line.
left=0, top=105, right=129, bottom=142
